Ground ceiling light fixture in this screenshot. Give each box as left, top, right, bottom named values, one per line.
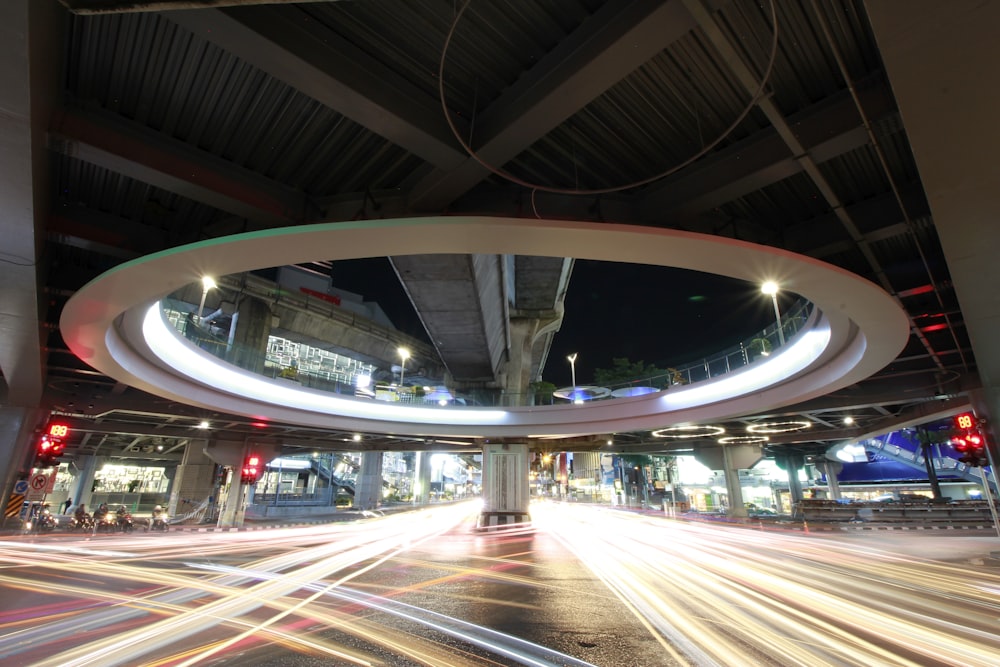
left=746, top=420, right=811, bottom=434
left=718, top=435, right=769, bottom=444
left=651, top=424, right=726, bottom=439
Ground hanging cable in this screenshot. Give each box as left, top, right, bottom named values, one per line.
left=438, top=0, right=780, bottom=196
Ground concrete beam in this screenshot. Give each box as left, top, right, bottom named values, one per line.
left=641, top=85, right=897, bottom=222
left=60, top=0, right=341, bottom=13
left=410, top=0, right=707, bottom=211
left=866, top=0, right=1000, bottom=428
left=165, top=6, right=467, bottom=170
left=391, top=254, right=507, bottom=382
left=50, top=106, right=311, bottom=225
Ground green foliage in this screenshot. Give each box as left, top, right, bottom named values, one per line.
left=748, top=337, right=772, bottom=357
left=594, top=358, right=671, bottom=389
left=530, top=380, right=556, bottom=399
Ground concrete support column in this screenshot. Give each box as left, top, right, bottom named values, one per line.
left=228, top=295, right=272, bottom=375
left=573, top=451, right=601, bottom=498
left=168, top=439, right=217, bottom=520
left=722, top=446, right=748, bottom=518
left=777, top=453, right=806, bottom=518
left=0, top=407, right=46, bottom=505
left=411, top=451, right=432, bottom=506
left=355, top=451, right=384, bottom=511
left=217, top=468, right=244, bottom=528
left=201, top=438, right=247, bottom=528
left=69, top=454, right=102, bottom=511
left=817, top=460, right=843, bottom=501
left=695, top=444, right=762, bottom=518
left=478, top=442, right=530, bottom=530
left=505, top=319, right=539, bottom=404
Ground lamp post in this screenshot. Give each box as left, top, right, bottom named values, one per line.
left=397, top=347, right=410, bottom=386
left=197, top=276, right=216, bottom=325
left=761, top=281, right=784, bottom=346
left=567, top=353, right=578, bottom=388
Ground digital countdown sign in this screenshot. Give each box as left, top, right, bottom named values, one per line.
left=954, top=412, right=976, bottom=431
left=47, top=423, right=70, bottom=439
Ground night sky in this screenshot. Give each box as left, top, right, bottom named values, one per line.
left=327, top=257, right=786, bottom=388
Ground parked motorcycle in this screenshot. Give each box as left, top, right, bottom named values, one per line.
left=149, top=505, right=169, bottom=532
left=116, top=507, right=135, bottom=534
left=69, top=513, right=95, bottom=532
left=24, top=507, right=58, bottom=534
left=150, top=514, right=170, bottom=532
left=94, top=505, right=117, bottom=534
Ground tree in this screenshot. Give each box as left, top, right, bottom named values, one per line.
left=594, top=358, right=671, bottom=389
left=529, top=380, right=556, bottom=405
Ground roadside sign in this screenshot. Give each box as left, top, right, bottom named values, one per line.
left=13, top=480, right=28, bottom=495
left=5, top=494, right=25, bottom=519
left=26, top=473, right=50, bottom=501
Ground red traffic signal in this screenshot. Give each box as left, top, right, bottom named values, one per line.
left=35, top=435, right=65, bottom=468
left=241, top=455, right=261, bottom=485
left=953, top=433, right=988, bottom=467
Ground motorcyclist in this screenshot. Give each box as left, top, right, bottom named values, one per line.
left=35, top=504, right=57, bottom=532
left=71, top=503, right=93, bottom=530
left=151, top=504, right=168, bottom=531
left=94, top=502, right=109, bottom=520
left=116, top=504, right=134, bottom=531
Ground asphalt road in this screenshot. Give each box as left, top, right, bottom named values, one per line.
left=1, top=501, right=998, bottom=666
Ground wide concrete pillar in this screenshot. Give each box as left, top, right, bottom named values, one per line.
left=695, top=444, right=762, bottom=518
left=505, top=319, right=539, bottom=404
left=867, top=2, right=1000, bottom=480
left=0, top=407, right=46, bottom=508
left=355, top=451, right=384, bottom=510
left=210, top=438, right=282, bottom=527
left=573, top=451, right=601, bottom=495
left=478, top=442, right=531, bottom=530
left=228, top=295, right=272, bottom=375
left=168, top=439, right=217, bottom=520
left=411, top=451, right=432, bottom=506
left=504, top=315, right=561, bottom=405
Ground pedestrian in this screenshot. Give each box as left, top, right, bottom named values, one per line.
left=62, top=498, right=72, bottom=514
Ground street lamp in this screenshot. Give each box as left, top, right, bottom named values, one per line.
left=196, top=276, right=216, bottom=325
left=397, top=347, right=410, bottom=386
left=567, top=353, right=578, bottom=388
left=761, top=281, right=785, bottom=346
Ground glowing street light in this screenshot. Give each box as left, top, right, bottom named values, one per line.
left=567, top=353, right=578, bottom=389
left=196, top=276, right=217, bottom=325
left=397, top=347, right=411, bottom=386
left=761, top=281, right=785, bottom=346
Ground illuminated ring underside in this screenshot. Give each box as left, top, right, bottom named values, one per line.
left=60, top=216, right=909, bottom=439
left=746, top=420, right=813, bottom=434
left=552, top=386, right=612, bottom=401
left=651, top=425, right=726, bottom=439
left=718, top=435, right=770, bottom=444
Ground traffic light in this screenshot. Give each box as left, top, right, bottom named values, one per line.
left=35, top=423, right=70, bottom=468
left=241, top=454, right=261, bottom=485
left=951, top=412, right=989, bottom=467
